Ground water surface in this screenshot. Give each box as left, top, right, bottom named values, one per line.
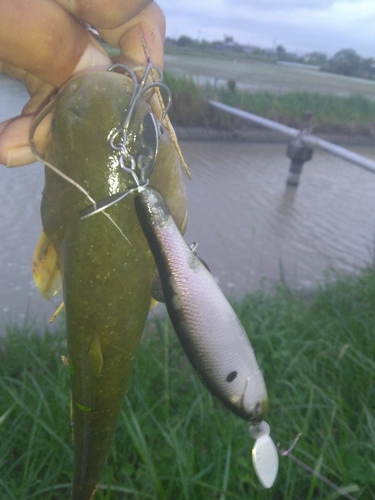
left=182, top=141, right=375, bottom=298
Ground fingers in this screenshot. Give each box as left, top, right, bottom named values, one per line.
left=54, top=1, right=165, bottom=69
left=0, top=0, right=109, bottom=87
left=100, top=2, right=166, bottom=70
left=0, top=0, right=161, bottom=87
left=54, top=0, right=153, bottom=30
left=0, top=113, right=52, bottom=167
left=0, top=0, right=166, bottom=166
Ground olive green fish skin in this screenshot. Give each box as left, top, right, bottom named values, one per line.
left=41, top=72, right=187, bottom=499
left=135, top=188, right=267, bottom=423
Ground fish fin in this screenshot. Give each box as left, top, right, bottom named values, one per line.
left=150, top=298, right=159, bottom=309
left=32, top=230, right=62, bottom=299
left=88, top=335, right=103, bottom=376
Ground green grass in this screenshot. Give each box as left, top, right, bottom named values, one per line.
left=164, top=52, right=375, bottom=100
left=163, top=72, right=375, bottom=135
left=1, top=265, right=375, bottom=499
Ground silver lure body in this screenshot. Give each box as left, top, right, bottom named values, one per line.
left=135, top=188, right=268, bottom=422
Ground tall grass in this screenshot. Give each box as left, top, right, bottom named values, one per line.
left=1, top=265, right=375, bottom=499
left=163, top=72, right=375, bottom=135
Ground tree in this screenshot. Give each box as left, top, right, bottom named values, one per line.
left=304, top=51, right=327, bottom=66
left=327, top=49, right=361, bottom=77
left=276, top=45, right=286, bottom=60
left=176, top=35, right=194, bottom=47
left=360, top=57, right=375, bottom=79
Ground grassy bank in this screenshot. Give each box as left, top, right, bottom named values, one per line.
left=1, top=265, right=375, bottom=499
left=163, top=72, right=375, bottom=136
left=103, top=44, right=375, bottom=135
left=163, top=52, right=375, bottom=100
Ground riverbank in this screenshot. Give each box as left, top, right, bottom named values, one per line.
left=163, top=72, right=375, bottom=138
left=174, top=125, right=375, bottom=146
left=1, top=264, right=374, bottom=498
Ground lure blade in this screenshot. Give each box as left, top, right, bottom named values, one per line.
left=250, top=421, right=279, bottom=488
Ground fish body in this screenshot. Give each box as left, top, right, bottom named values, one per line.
left=135, top=188, right=267, bottom=422
left=40, top=71, right=187, bottom=499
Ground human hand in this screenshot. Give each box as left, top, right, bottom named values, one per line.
left=0, top=0, right=165, bottom=167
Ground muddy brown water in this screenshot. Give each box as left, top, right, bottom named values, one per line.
left=1, top=74, right=375, bottom=326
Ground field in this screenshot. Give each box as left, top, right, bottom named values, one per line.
left=164, top=52, right=375, bottom=100
left=1, top=265, right=375, bottom=499
left=159, top=52, right=375, bottom=135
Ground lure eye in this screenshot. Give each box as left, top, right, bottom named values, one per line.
left=226, top=371, right=238, bottom=383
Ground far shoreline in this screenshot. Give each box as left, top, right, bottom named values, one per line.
left=174, top=126, right=375, bottom=147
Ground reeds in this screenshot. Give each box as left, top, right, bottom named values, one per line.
left=164, top=72, right=375, bottom=135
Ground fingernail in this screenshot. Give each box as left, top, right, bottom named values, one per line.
left=73, top=43, right=111, bottom=75
left=7, top=146, right=34, bottom=167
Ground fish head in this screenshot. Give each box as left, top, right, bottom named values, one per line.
left=41, top=69, right=188, bottom=245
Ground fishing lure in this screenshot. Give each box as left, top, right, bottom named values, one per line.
left=134, top=186, right=279, bottom=487
left=30, top=64, right=188, bottom=500
left=135, top=187, right=267, bottom=421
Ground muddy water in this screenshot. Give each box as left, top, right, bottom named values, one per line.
left=182, top=141, right=375, bottom=299
left=1, top=74, right=375, bottom=325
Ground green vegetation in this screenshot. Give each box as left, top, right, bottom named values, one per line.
left=165, top=41, right=274, bottom=64
left=1, top=264, right=375, bottom=499
left=164, top=53, right=375, bottom=99
left=163, top=71, right=375, bottom=135
left=102, top=40, right=375, bottom=134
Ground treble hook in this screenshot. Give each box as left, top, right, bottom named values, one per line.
left=80, top=63, right=170, bottom=220
left=108, top=62, right=172, bottom=144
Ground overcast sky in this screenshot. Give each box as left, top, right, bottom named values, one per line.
left=159, top=0, right=375, bottom=58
